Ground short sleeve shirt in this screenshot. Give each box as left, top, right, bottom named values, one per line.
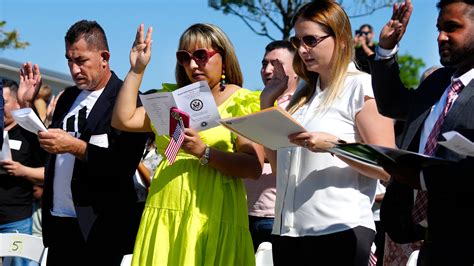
left=273, top=67, right=378, bottom=237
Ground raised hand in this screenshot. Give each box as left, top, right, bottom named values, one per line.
left=44, top=90, right=64, bottom=127
left=260, top=59, right=289, bottom=109
left=379, top=0, right=413, bottom=50
left=18, top=62, right=42, bottom=108
left=130, top=24, right=153, bottom=74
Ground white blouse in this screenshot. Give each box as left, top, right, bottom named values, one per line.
left=273, top=67, right=378, bottom=237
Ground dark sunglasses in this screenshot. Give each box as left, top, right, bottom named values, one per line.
left=360, top=31, right=370, bottom=36
left=289, top=35, right=330, bottom=49
left=176, top=49, right=219, bottom=66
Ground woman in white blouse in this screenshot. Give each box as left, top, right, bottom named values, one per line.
left=260, top=1, right=395, bottom=265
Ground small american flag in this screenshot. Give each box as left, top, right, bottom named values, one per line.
left=164, top=123, right=185, bottom=165
left=368, top=242, right=377, bottom=266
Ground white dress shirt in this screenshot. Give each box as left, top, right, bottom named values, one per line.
left=273, top=65, right=378, bottom=237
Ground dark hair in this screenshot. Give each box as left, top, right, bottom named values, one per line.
left=65, top=20, right=109, bottom=51
left=437, top=0, right=474, bottom=9
left=2, top=79, right=19, bottom=99
left=358, top=24, right=373, bottom=32
left=264, top=40, right=296, bottom=55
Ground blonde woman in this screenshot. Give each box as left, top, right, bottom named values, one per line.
left=260, top=1, right=395, bottom=265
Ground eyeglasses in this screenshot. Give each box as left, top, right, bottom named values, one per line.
left=360, top=31, right=370, bottom=36
left=176, top=49, right=219, bottom=66
left=289, top=35, right=330, bottom=49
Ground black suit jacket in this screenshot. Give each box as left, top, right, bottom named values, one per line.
left=42, top=72, right=147, bottom=260
left=369, top=57, right=474, bottom=265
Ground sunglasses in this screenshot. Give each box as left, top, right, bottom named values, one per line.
left=176, top=49, right=219, bottom=66
left=289, top=35, right=330, bottom=49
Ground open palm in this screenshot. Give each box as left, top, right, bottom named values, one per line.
left=130, top=24, right=153, bottom=74
left=379, top=0, right=413, bottom=50
left=18, top=62, right=42, bottom=108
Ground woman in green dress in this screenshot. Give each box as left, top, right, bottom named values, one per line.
left=112, top=23, right=265, bottom=265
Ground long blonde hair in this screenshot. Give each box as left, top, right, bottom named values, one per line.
left=287, top=0, right=354, bottom=114
left=175, top=23, right=243, bottom=88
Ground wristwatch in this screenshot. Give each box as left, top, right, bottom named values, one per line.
left=199, top=146, right=211, bottom=165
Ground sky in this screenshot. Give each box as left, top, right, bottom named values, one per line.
left=0, top=0, right=441, bottom=92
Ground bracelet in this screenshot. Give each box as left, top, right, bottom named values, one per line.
left=199, top=145, right=210, bottom=165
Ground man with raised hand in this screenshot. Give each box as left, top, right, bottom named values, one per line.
left=370, top=0, right=474, bottom=264
left=19, top=20, right=147, bottom=265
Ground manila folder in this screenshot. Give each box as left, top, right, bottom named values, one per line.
left=219, top=106, right=306, bottom=149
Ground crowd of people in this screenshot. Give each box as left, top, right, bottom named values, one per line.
left=0, top=0, right=472, bottom=265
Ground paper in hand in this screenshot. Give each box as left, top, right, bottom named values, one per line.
left=438, top=131, right=474, bottom=157
left=139, top=81, right=220, bottom=136
left=11, top=108, right=47, bottom=135
left=0, top=131, right=12, bottom=161
left=0, top=131, right=12, bottom=175
left=219, top=106, right=306, bottom=149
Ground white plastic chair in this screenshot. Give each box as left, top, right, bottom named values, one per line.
left=406, top=249, right=419, bottom=266
left=0, top=233, right=47, bottom=266
left=255, top=241, right=273, bottom=266
left=120, top=254, right=133, bottom=266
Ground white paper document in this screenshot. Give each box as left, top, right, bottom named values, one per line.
left=438, top=131, right=474, bottom=157
left=11, top=108, right=47, bottom=135
left=139, top=81, right=221, bottom=135
left=0, top=131, right=12, bottom=161
left=219, top=106, right=306, bottom=150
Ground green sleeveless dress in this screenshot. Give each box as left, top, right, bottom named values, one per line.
left=132, top=87, right=260, bottom=266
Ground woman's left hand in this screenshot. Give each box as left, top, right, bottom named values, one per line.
left=181, top=128, right=207, bottom=158
left=288, top=131, right=339, bottom=152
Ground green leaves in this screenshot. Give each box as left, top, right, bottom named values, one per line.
left=0, top=21, right=29, bottom=50
left=398, top=53, right=426, bottom=88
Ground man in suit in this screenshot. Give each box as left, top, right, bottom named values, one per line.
left=19, top=20, right=147, bottom=265
left=369, top=0, right=474, bottom=265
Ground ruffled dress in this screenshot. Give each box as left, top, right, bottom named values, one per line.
left=132, top=87, right=260, bottom=266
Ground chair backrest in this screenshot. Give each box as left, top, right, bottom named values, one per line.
left=406, top=250, right=419, bottom=266
left=255, top=241, right=273, bottom=266
left=0, top=233, right=47, bottom=265
left=121, top=254, right=133, bottom=266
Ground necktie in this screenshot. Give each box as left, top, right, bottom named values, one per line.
left=412, top=80, right=464, bottom=223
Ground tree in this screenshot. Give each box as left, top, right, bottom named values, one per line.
left=208, top=0, right=396, bottom=40
left=0, top=21, right=29, bottom=50
left=398, top=53, right=425, bottom=88
left=209, top=0, right=425, bottom=87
